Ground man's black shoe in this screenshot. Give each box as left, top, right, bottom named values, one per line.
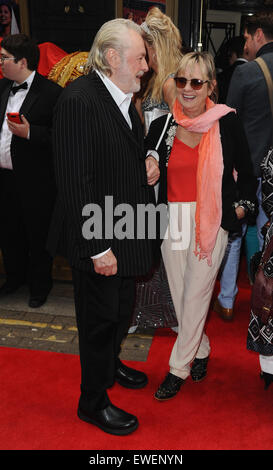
left=0, top=282, right=22, bottom=297
left=116, top=360, right=148, bottom=389
left=28, top=296, right=47, bottom=308
left=77, top=404, right=138, bottom=435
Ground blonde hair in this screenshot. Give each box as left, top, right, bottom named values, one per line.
left=176, top=51, right=217, bottom=101
left=141, top=7, right=183, bottom=103
left=85, top=18, right=141, bottom=75
left=176, top=51, right=216, bottom=81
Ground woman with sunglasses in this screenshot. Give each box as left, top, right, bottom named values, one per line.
left=145, top=51, right=257, bottom=400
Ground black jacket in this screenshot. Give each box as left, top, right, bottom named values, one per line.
left=0, top=72, right=62, bottom=236
left=217, top=58, right=247, bottom=104
left=227, top=42, right=273, bottom=176
left=145, top=111, right=258, bottom=233
left=47, top=71, right=156, bottom=276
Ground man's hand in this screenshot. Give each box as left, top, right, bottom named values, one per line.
left=7, top=114, right=30, bottom=139
left=145, top=155, right=160, bottom=186
left=92, top=249, right=117, bottom=276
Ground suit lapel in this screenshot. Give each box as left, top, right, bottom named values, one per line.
left=0, top=73, right=42, bottom=123
left=0, top=73, right=44, bottom=127
left=90, top=72, right=143, bottom=151
left=19, top=72, right=41, bottom=117
left=129, top=102, right=144, bottom=154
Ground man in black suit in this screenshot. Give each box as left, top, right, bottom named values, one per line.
left=49, top=19, right=160, bottom=435
left=0, top=34, right=62, bottom=307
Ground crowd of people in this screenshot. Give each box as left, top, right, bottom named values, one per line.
left=0, top=6, right=272, bottom=436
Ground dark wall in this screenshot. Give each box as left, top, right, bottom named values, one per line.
left=208, top=0, right=272, bottom=12
left=178, top=0, right=193, bottom=48
left=28, top=0, right=115, bottom=53
left=178, top=0, right=204, bottom=51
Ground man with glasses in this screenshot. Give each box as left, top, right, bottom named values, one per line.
left=0, top=34, right=62, bottom=307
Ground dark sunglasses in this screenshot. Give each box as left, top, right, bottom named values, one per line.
left=174, top=77, right=209, bottom=90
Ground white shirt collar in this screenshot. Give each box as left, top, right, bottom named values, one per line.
left=236, top=58, right=248, bottom=64
left=96, top=70, right=133, bottom=109
left=13, top=70, right=36, bottom=88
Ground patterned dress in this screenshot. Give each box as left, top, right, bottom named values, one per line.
left=247, top=148, right=273, bottom=356
left=247, top=223, right=273, bottom=356
left=130, top=95, right=177, bottom=329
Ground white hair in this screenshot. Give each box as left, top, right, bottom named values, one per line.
left=85, top=18, right=142, bottom=75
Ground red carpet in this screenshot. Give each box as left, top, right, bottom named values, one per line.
left=0, top=266, right=272, bottom=450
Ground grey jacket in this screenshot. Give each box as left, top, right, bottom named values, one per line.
left=227, top=42, right=273, bottom=177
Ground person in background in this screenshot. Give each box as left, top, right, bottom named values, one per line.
left=214, top=36, right=253, bottom=321
left=145, top=52, right=257, bottom=400
left=135, top=6, right=183, bottom=133
left=247, top=150, right=273, bottom=390
left=215, top=35, right=259, bottom=321
left=128, top=7, right=183, bottom=333
left=0, top=0, right=19, bottom=38
left=0, top=34, right=62, bottom=308
left=214, top=11, right=273, bottom=321
left=217, top=35, right=247, bottom=104
left=0, top=41, right=68, bottom=81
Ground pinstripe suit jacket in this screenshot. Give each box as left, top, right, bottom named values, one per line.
left=48, top=71, right=156, bottom=277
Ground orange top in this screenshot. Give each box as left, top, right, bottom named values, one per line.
left=167, top=136, right=199, bottom=202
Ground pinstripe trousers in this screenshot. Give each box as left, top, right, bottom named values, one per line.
left=72, top=268, right=135, bottom=412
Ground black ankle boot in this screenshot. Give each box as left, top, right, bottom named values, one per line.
left=191, top=356, right=209, bottom=382
left=260, top=371, right=273, bottom=390
left=154, top=373, right=185, bottom=401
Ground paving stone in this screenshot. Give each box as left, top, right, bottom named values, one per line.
left=10, top=327, right=44, bottom=339
left=0, top=310, right=26, bottom=320
left=0, top=279, right=154, bottom=360
left=0, top=325, right=12, bottom=337
left=22, top=312, right=56, bottom=324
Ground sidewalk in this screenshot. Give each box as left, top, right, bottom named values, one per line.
left=0, top=276, right=154, bottom=361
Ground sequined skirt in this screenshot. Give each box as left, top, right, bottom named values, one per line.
left=131, top=258, right=177, bottom=329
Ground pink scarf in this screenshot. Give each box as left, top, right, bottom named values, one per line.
left=173, top=97, right=235, bottom=265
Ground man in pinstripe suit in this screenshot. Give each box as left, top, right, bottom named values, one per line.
left=49, top=19, right=160, bottom=435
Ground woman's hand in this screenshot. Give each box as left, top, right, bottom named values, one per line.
left=145, top=156, right=160, bottom=185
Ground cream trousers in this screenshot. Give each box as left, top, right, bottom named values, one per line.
left=161, top=202, right=228, bottom=380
